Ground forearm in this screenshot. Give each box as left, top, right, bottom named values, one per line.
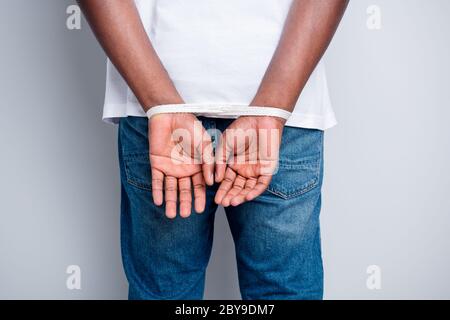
left=78, top=0, right=183, bottom=111
left=251, top=0, right=349, bottom=112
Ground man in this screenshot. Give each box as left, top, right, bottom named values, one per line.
left=78, top=0, right=348, bottom=300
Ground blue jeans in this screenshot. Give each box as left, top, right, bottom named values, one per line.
left=118, top=116, right=324, bottom=300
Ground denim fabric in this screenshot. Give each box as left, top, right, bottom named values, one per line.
left=118, top=116, right=324, bottom=300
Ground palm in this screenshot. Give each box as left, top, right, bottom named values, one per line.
left=222, top=117, right=281, bottom=178
left=214, top=116, right=284, bottom=207
left=148, top=113, right=214, bottom=218
left=227, top=146, right=269, bottom=179
left=149, top=116, right=202, bottom=178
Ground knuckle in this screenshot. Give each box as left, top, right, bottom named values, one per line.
left=193, top=183, right=205, bottom=190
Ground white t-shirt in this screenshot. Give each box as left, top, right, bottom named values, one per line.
left=103, top=0, right=337, bottom=130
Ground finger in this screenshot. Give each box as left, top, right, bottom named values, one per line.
left=192, top=172, right=206, bottom=214
left=230, top=178, right=257, bottom=207
left=165, top=176, right=178, bottom=219
left=151, top=168, right=164, bottom=206
left=201, top=137, right=215, bottom=186
left=214, top=131, right=232, bottom=183
left=245, top=175, right=272, bottom=202
left=178, top=177, right=192, bottom=218
left=221, top=175, right=246, bottom=207
left=192, top=125, right=215, bottom=186
left=214, top=167, right=236, bottom=205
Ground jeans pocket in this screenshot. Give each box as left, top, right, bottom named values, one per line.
left=122, top=152, right=152, bottom=191
left=266, top=153, right=321, bottom=200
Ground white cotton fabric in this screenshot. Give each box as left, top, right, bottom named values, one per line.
left=103, top=0, right=337, bottom=130
left=146, top=104, right=292, bottom=121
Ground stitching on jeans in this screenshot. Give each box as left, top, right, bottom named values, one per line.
left=266, top=150, right=322, bottom=200
left=266, top=177, right=319, bottom=200
left=123, top=154, right=152, bottom=192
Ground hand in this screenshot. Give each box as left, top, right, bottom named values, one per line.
left=214, top=116, right=284, bottom=207
left=149, top=113, right=214, bottom=218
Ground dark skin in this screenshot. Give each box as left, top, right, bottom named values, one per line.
left=215, top=0, right=349, bottom=206
left=78, top=0, right=349, bottom=217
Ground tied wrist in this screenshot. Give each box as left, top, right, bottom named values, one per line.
left=146, top=103, right=292, bottom=121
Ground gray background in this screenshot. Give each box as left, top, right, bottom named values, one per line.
left=0, top=0, right=449, bottom=299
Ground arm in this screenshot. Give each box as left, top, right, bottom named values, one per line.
left=251, top=0, right=349, bottom=111
left=79, top=0, right=214, bottom=218
left=77, top=0, right=183, bottom=110
left=215, top=0, right=349, bottom=206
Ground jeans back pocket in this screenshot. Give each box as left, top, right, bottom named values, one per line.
left=265, top=127, right=323, bottom=200
left=122, top=152, right=152, bottom=191
left=266, top=153, right=321, bottom=200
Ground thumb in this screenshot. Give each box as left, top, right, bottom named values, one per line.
left=199, top=129, right=215, bottom=186
left=214, top=130, right=233, bottom=183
